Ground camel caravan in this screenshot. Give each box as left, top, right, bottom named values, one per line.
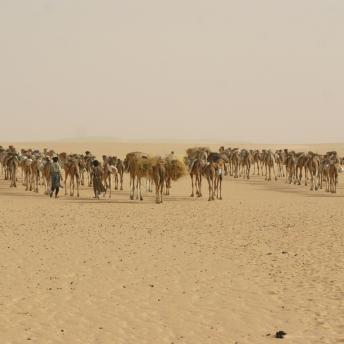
left=0, top=144, right=343, bottom=203
left=210, top=147, right=342, bottom=194
left=0, top=145, right=186, bottom=203
left=183, top=146, right=343, bottom=198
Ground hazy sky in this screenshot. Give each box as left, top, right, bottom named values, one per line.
left=1, top=0, right=343, bottom=143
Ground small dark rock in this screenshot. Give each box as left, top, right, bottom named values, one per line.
left=275, top=331, right=287, bottom=339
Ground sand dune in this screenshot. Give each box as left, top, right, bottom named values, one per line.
left=0, top=141, right=343, bottom=344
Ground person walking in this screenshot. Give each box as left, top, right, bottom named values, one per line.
left=91, top=160, right=106, bottom=199
left=50, top=156, right=62, bottom=198
left=166, top=150, right=175, bottom=161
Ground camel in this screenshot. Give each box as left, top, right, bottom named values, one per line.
left=6, top=153, right=19, bottom=187
left=186, top=147, right=210, bottom=197
left=294, top=152, right=308, bottom=186
left=78, top=155, right=87, bottom=186
left=30, top=155, right=41, bottom=193
left=320, top=152, right=339, bottom=193
left=274, top=150, right=285, bottom=178
left=20, top=156, right=34, bottom=191
left=263, top=150, right=277, bottom=181
left=115, top=158, right=125, bottom=190
left=202, top=162, right=216, bottom=201
left=102, top=156, right=118, bottom=198
left=40, top=156, right=52, bottom=194
left=321, top=159, right=331, bottom=192
left=285, top=151, right=297, bottom=184
left=59, top=153, right=80, bottom=197
left=84, top=151, right=96, bottom=186
left=0, top=146, right=7, bottom=176
left=1, top=151, right=9, bottom=179
left=307, top=152, right=320, bottom=191
left=145, top=155, right=185, bottom=203
left=67, top=159, right=80, bottom=197
left=239, top=149, right=251, bottom=180
left=125, top=152, right=150, bottom=201
left=207, top=153, right=225, bottom=199
left=251, top=150, right=261, bottom=176
left=149, top=158, right=166, bottom=204
left=189, top=159, right=204, bottom=197
left=214, top=160, right=225, bottom=200
left=218, top=147, right=232, bottom=176
left=2, top=146, right=17, bottom=180
left=231, top=149, right=241, bottom=178
left=329, top=161, right=338, bottom=193
left=260, top=150, right=267, bottom=177
left=226, top=148, right=237, bottom=177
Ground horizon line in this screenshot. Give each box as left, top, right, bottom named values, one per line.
left=2, top=136, right=344, bottom=146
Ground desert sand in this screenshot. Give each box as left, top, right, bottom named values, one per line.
left=0, top=141, right=343, bottom=344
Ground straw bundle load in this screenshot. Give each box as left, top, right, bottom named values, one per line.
left=165, top=158, right=187, bottom=181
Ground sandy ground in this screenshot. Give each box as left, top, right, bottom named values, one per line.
left=0, top=141, right=343, bottom=344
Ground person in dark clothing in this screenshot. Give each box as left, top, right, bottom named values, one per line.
left=91, top=160, right=106, bottom=199
left=50, top=156, right=63, bottom=198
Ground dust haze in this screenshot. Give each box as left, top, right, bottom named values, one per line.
left=1, top=0, right=343, bottom=143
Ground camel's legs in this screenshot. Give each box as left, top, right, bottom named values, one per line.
left=64, top=172, right=68, bottom=195
left=138, top=177, right=143, bottom=201
left=190, top=174, right=194, bottom=197
left=35, top=171, right=39, bottom=192
left=129, top=175, right=134, bottom=200
left=272, top=165, right=277, bottom=181
left=196, top=174, right=200, bottom=197
left=70, top=175, right=73, bottom=196
left=310, top=169, right=315, bottom=191
left=315, top=171, right=319, bottom=191
left=160, top=181, right=164, bottom=203
left=120, top=172, right=123, bottom=190
left=155, top=179, right=160, bottom=203
left=29, top=171, right=33, bottom=191
left=115, top=173, right=118, bottom=190
left=197, top=173, right=202, bottom=197
left=219, top=177, right=222, bottom=199
left=76, top=175, right=80, bottom=197
left=24, top=170, right=28, bottom=190
left=326, top=174, right=330, bottom=192
left=108, top=174, right=111, bottom=198
left=207, top=176, right=212, bottom=201
left=135, top=177, right=139, bottom=200
left=217, top=175, right=222, bottom=200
